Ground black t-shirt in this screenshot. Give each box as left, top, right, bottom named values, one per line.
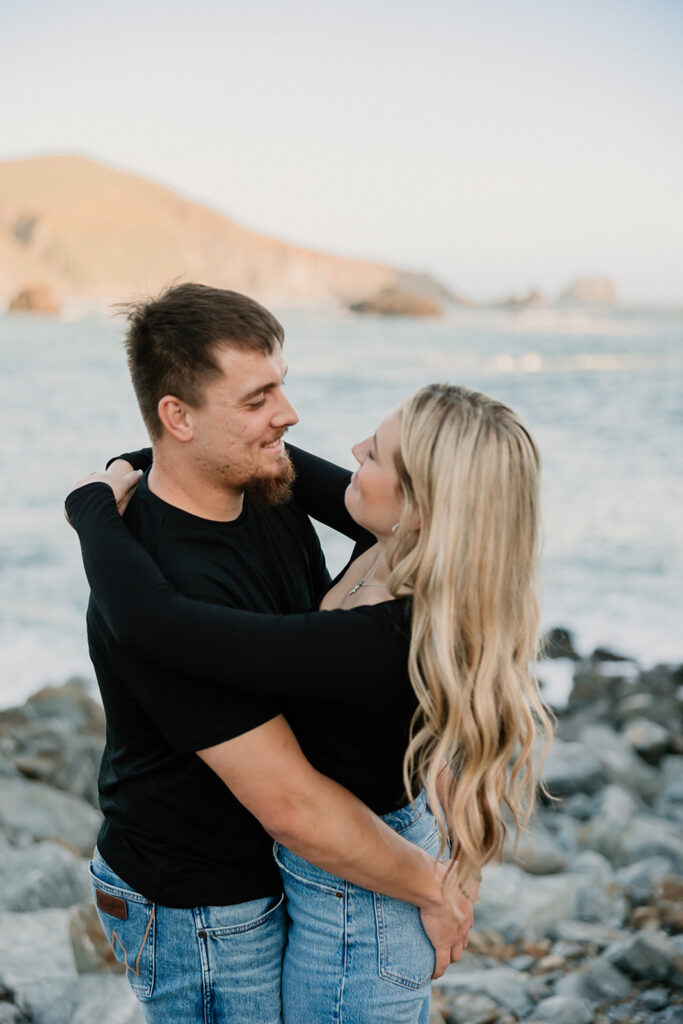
left=82, top=458, right=330, bottom=907
left=67, top=446, right=417, bottom=907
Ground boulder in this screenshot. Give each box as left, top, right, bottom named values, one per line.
left=503, top=820, right=569, bottom=874
left=540, top=628, right=580, bottom=661
left=623, top=718, right=673, bottom=764
left=8, top=284, right=61, bottom=316
left=558, top=276, right=617, bottom=305
left=27, top=682, right=105, bottom=736
left=579, top=724, right=661, bottom=800
left=0, top=775, right=101, bottom=856
left=540, top=739, right=606, bottom=797
left=553, top=957, right=632, bottom=1002
left=534, top=993, right=593, bottom=1024
left=604, top=931, right=683, bottom=986
left=349, top=287, right=443, bottom=317
left=0, top=837, right=90, bottom=911
left=437, top=965, right=532, bottom=1017
left=473, top=864, right=602, bottom=942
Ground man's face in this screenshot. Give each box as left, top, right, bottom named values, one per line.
left=187, top=344, right=298, bottom=499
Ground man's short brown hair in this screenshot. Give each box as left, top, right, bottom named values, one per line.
left=123, top=283, right=285, bottom=439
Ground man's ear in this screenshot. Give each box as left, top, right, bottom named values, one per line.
left=157, top=395, right=194, bottom=442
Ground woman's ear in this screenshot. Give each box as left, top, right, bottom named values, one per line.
left=157, top=395, right=194, bottom=442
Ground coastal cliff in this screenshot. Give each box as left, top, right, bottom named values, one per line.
left=0, top=155, right=448, bottom=310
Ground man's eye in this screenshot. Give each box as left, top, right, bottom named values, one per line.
left=247, top=397, right=266, bottom=409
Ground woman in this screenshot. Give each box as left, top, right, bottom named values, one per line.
left=66, top=383, right=553, bottom=1023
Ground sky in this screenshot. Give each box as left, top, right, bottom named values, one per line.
left=2, top=0, right=682, bottom=304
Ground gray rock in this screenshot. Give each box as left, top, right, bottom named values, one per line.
left=0, top=1006, right=30, bottom=1024
left=550, top=919, right=631, bottom=947
left=438, top=966, right=532, bottom=1017
left=624, top=717, right=673, bottom=764
left=554, top=957, right=632, bottom=1002
left=559, top=793, right=595, bottom=821
left=579, top=724, right=661, bottom=800
left=654, top=771, right=683, bottom=817
left=27, top=682, right=105, bottom=736
left=0, top=909, right=76, bottom=999
left=604, top=931, right=683, bottom=986
left=619, top=813, right=683, bottom=871
left=504, top=820, right=569, bottom=874
left=579, top=785, right=640, bottom=861
left=49, top=974, right=143, bottom=1024
left=540, top=811, right=582, bottom=854
left=534, top=994, right=593, bottom=1024
left=445, top=990, right=503, bottom=1023
left=0, top=837, right=90, bottom=911
left=640, top=987, right=672, bottom=1010
left=616, top=856, right=676, bottom=904
left=0, top=775, right=100, bottom=856
left=541, top=739, right=606, bottom=797
left=474, top=864, right=602, bottom=942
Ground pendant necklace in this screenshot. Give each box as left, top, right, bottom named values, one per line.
left=347, top=555, right=384, bottom=596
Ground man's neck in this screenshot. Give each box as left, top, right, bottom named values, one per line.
left=148, top=449, right=244, bottom=522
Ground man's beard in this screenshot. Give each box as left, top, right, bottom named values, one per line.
left=244, top=449, right=296, bottom=506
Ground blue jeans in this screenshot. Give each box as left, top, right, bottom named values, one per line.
left=275, top=792, right=441, bottom=1024
left=89, top=847, right=286, bottom=1023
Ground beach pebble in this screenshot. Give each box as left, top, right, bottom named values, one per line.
left=444, top=991, right=503, bottom=1023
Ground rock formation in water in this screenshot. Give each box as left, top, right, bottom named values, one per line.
left=0, top=155, right=450, bottom=310
left=560, top=276, right=617, bottom=305
left=8, top=283, right=61, bottom=315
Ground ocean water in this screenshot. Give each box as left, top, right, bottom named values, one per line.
left=0, top=304, right=681, bottom=709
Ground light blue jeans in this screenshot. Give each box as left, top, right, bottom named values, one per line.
left=89, top=847, right=286, bottom=1023
left=275, top=791, right=441, bottom=1024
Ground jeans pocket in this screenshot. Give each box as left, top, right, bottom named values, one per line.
left=198, top=893, right=285, bottom=938
left=89, top=860, right=156, bottom=1000
left=373, top=893, right=434, bottom=990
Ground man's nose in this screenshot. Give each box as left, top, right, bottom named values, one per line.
left=272, top=391, right=299, bottom=427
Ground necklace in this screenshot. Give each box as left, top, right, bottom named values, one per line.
left=347, top=556, right=386, bottom=596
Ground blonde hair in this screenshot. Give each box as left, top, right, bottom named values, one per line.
left=387, top=384, right=553, bottom=895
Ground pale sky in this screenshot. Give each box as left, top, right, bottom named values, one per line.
left=2, top=0, right=682, bottom=303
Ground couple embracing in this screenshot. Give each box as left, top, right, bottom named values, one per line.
left=66, top=282, right=551, bottom=1023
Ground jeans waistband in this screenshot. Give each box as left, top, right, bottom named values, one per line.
left=380, top=790, right=427, bottom=832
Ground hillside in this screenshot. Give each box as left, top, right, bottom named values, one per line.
left=0, top=155, right=450, bottom=309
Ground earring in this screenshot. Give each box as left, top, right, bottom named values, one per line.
left=392, top=522, right=400, bottom=533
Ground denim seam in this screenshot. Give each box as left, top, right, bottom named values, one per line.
left=373, top=893, right=430, bottom=990
left=337, top=882, right=348, bottom=1024
left=193, top=907, right=213, bottom=1024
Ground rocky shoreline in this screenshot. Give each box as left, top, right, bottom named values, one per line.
left=0, top=636, right=681, bottom=1024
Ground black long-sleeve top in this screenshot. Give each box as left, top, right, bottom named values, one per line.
left=66, top=447, right=416, bottom=905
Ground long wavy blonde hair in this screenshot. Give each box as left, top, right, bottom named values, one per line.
left=387, top=384, right=553, bottom=895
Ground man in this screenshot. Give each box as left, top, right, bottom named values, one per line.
left=72, top=283, right=470, bottom=1022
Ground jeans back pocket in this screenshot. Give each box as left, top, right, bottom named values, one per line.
left=89, top=860, right=156, bottom=1000
left=373, top=892, right=434, bottom=990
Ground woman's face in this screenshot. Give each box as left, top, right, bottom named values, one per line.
left=344, top=408, right=405, bottom=539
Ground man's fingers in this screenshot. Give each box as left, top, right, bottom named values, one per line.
left=450, top=941, right=463, bottom=963
left=432, top=947, right=450, bottom=980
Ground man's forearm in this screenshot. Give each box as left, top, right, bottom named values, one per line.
left=266, top=768, right=445, bottom=910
